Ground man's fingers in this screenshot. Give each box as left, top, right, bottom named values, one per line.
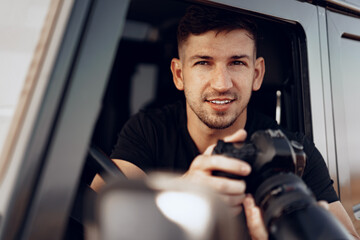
left=244, top=194, right=268, bottom=240
left=191, top=155, right=251, bottom=176
left=204, top=129, right=247, bottom=155
left=204, top=143, right=217, bottom=155
left=219, top=193, right=246, bottom=207
left=223, top=129, right=247, bottom=143
left=318, top=200, right=329, bottom=210
left=207, top=176, right=247, bottom=194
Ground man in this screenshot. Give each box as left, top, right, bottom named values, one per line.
left=93, top=5, right=359, bottom=239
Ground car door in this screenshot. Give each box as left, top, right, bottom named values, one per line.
left=0, top=0, right=130, bottom=239
left=326, top=8, right=360, bottom=231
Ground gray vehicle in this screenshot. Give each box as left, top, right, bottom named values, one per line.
left=0, top=0, right=359, bottom=239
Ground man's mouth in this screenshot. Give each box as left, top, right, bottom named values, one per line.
left=205, top=98, right=236, bottom=112
left=209, top=100, right=231, bottom=104
left=206, top=99, right=234, bottom=105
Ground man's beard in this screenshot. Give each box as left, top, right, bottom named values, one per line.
left=189, top=103, right=243, bottom=129
left=185, top=90, right=245, bottom=129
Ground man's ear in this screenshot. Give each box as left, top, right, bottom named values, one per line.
left=252, top=57, right=265, bottom=91
left=171, top=58, right=184, bottom=91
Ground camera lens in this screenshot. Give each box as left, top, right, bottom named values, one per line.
left=253, top=173, right=352, bottom=240
left=254, top=173, right=314, bottom=227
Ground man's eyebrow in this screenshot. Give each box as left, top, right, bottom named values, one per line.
left=189, top=55, right=213, bottom=60
left=231, top=55, right=251, bottom=59
left=189, top=54, right=252, bottom=60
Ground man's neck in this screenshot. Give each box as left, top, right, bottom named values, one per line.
left=187, top=109, right=247, bottom=154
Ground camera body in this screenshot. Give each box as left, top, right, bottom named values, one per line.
left=212, top=129, right=351, bottom=240
left=212, top=129, right=306, bottom=194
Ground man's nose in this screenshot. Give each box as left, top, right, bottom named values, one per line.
left=210, top=65, right=233, bottom=92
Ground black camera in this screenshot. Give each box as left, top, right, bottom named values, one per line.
left=212, top=129, right=352, bottom=240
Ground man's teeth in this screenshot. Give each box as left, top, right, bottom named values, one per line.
left=210, top=100, right=231, bottom=104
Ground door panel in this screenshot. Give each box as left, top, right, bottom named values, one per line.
left=327, top=10, right=360, bottom=231
left=0, top=0, right=130, bottom=239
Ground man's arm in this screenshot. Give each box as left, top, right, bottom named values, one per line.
left=90, top=153, right=250, bottom=215
left=90, top=160, right=146, bottom=192
left=329, top=201, right=360, bottom=239
left=112, top=159, right=147, bottom=178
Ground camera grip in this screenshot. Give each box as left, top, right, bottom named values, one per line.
left=212, top=140, right=256, bottom=180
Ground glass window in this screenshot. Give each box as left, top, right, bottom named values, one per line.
left=0, top=0, right=53, bottom=154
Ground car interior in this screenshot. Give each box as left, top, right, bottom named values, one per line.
left=91, top=0, right=311, bottom=155
left=64, top=0, right=312, bottom=239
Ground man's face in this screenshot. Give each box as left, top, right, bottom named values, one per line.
left=171, top=29, right=264, bottom=130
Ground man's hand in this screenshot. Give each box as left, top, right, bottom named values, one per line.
left=243, top=194, right=268, bottom=240
left=182, top=129, right=251, bottom=215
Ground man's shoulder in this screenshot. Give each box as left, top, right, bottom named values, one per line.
left=138, top=100, right=185, bottom=122
left=125, top=100, right=186, bottom=130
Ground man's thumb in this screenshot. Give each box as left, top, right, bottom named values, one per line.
left=223, top=129, right=247, bottom=143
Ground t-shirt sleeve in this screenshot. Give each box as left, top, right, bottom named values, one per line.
left=300, top=134, right=339, bottom=203
left=110, top=113, right=156, bottom=172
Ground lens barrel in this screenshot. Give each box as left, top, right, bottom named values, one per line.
left=254, top=172, right=352, bottom=239
left=212, top=130, right=353, bottom=239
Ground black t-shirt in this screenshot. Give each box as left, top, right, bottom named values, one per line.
left=111, top=101, right=338, bottom=203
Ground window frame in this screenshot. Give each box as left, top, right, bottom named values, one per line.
left=0, top=0, right=130, bottom=239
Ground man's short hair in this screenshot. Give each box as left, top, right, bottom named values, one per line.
left=177, top=5, right=258, bottom=54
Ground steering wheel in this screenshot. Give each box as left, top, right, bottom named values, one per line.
left=65, top=145, right=127, bottom=239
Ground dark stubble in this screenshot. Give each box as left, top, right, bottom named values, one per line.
left=185, top=89, right=247, bottom=129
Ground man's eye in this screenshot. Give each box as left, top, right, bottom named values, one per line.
left=195, top=61, right=209, bottom=66
left=231, top=61, right=245, bottom=66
